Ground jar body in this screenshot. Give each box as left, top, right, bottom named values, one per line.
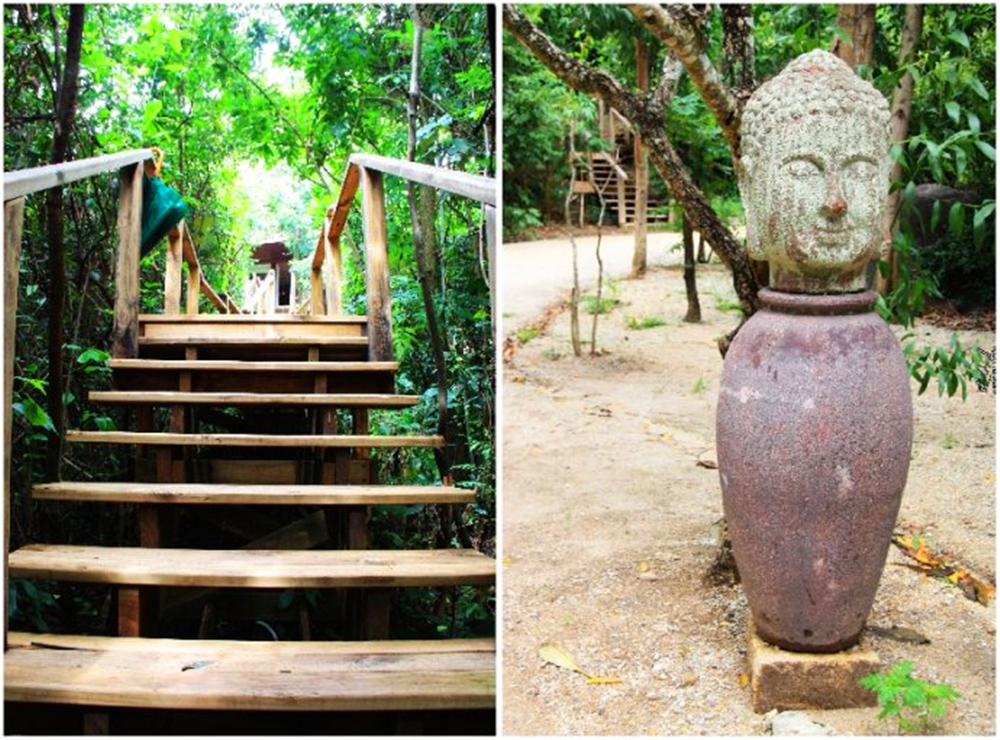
left=716, top=290, right=913, bottom=652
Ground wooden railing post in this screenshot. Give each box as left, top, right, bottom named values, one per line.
left=360, top=166, right=393, bottom=361
left=484, top=205, right=496, bottom=331
left=186, top=262, right=200, bottom=315
left=4, top=197, right=25, bottom=649
left=164, top=221, right=183, bottom=315
left=323, top=215, right=343, bottom=316
left=112, top=164, right=144, bottom=357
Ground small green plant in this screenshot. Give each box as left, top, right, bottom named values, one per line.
left=710, top=290, right=743, bottom=315
left=541, top=348, right=563, bottom=361
left=582, top=294, right=618, bottom=315
left=902, top=332, right=985, bottom=400
left=859, top=660, right=960, bottom=734
left=626, top=316, right=667, bottom=330
left=942, top=432, right=956, bottom=450
left=691, top=378, right=707, bottom=394
left=516, top=326, right=541, bottom=344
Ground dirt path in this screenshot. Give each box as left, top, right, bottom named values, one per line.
left=501, top=242, right=996, bottom=736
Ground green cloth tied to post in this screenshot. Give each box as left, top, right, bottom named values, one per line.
left=140, top=148, right=188, bottom=256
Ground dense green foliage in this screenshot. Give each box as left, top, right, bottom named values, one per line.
left=504, top=5, right=996, bottom=321
left=5, top=4, right=494, bottom=638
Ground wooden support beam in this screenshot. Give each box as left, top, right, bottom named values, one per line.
left=310, top=269, right=325, bottom=315
left=360, top=167, right=393, bottom=362
left=186, top=261, right=200, bottom=315
left=164, top=222, right=183, bottom=315
left=5, top=196, right=25, bottom=648
left=112, top=164, right=144, bottom=358
left=324, top=215, right=343, bottom=317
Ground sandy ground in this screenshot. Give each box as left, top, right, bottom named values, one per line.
left=500, top=234, right=996, bottom=736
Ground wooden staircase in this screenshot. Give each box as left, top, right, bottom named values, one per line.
left=573, top=104, right=670, bottom=226
left=3, top=151, right=497, bottom=732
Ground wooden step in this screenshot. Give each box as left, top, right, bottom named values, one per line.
left=139, top=335, right=369, bottom=348
left=90, top=391, right=419, bottom=408
left=66, top=431, right=442, bottom=448
left=8, top=545, right=495, bottom=588
left=140, top=318, right=365, bottom=341
left=5, top=632, right=495, bottom=711
left=33, top=482, right=475, bottom=506
left=110, top=360, right=397, bottom=394
left=139, top=314, right=367, bottom=324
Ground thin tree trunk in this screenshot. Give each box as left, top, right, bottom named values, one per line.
left=566, top=123, right=583, bottom=357
left=696, top=232, right=708, bottom=263
left=630, top=37, right=649, bottom=279
left=404, top=7, right=449, bottom=475
left=879, top=4, right=924, bottom=295
left=832, top=5, right=876, bottom=70
left=45, top=4, right=84, bottom=482
left=682, top=214, right=701, bottom=323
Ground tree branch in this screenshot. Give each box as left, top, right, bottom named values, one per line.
left=650, top=53, right=683, bottom=119
left=503, top=5, right=759, bottom=350
left=721, top=4, right=757, bottom=102
left=627, top=3, right=742, bottom=159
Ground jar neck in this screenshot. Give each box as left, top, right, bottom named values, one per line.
left=758, top=288, right=877, bottom=317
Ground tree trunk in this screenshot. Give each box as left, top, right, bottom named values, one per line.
left=832, top=5, right=876, bottom=70
left=405, top=8, right=450, bottom=477
left=630, top=38, right=649, bottom=279
left=696, top=232, right=708, bottom=263
left=879, top=4, right=924, bottom=295
left=45, top=4, right=85, bottom=482
left=682, top=214, right=701, bottom=323
left=721, top=4, right=757, bottom=100
left=417, top=184, right=439, bottom=292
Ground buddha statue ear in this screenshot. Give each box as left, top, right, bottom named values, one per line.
left=738, top=155, right=766, bottom=260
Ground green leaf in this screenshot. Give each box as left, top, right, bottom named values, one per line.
left=18, top=397, right=56, bottom=433
left=954, top=146, right=967, bottom=180
left=947, top=30, right=971, bottom=51
left=143, top=99, right=164, bottom=131
left=77, top=348, right=110, bottom=365
left=930, top=200, right=941, bottom=233
left=973, top=202, right=995, bottom=249
left=974, top=140, right=996, bottom=162
left=966, top=111, right=981, bottom=134
left=903, top=181, right=917, bottom=210
left=949, top=201, right=965, bottom=238
left=945, top=101, right=961, bottom=125
left=968, top=76, right=990, bottom=101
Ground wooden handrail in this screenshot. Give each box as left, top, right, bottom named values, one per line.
left=3, top=149, right=154, bottom=201
left=350, top=154, right=495, bottom=206
left=307, top=153, right=497, bottom=356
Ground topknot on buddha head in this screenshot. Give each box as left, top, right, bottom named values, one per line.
left=741, top=50, right=890, bottom=172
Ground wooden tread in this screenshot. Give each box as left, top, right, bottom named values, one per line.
left=139, top=336, right=369, bottom=347
left=32, top=482, right=475, bottom=505
left=5, top=632, right=495, bottom=711
left=140, top=314, right=367, bottom=324
left=89, top=391, right=419, bottom=407
left=109, top=359, right=399, bottom=372
left=66, top=431, right=443, bottom=448
left=8, top=545, right=496, bottom=587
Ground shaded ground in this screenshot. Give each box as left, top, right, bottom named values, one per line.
left=501, top=235, right=996, bottom=736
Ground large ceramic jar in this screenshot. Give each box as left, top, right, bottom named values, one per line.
left=716, top=288, right=913, bottom=653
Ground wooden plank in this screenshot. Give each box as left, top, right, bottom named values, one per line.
left=8, top=545, right=496, bottom=587
left=66, top=431, right=443, bottom=448
left=3, top=149, right=154, bottom=201
left=5, top=633, right=495, bottom=711
left=141, top=321, right=364, bottom=340
left=139, top=314, right=365, bottom=324
left=89, top=392, right=418, bottom=407
left=4, top=196, right=25, bottom=648
left=111, top=164, right=144, bottom=358
left=361, top=167, right=393, bottom=362
left=109, top=359, right=398, bottom=372
left=138, top=335, right=368, bottom=347
left=309, top=268, right=324, bottom=315
left=164, top=223, right=183, bottom=315
left=32, top=482, right=474, bottom=506
left=350, top=154, right=495, bottom=206
left=324, top=214, right=343, bottom=317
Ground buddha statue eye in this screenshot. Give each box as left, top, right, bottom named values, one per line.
left=784, top=158, right=822, bottom=178
left=842, top=158, right=877, bottom=179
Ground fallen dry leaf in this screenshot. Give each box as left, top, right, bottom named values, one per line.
left=737, top=671, right=751, bottom=688
left=502, top=556, right=513, bottom=566
left=892, top=534, right=996, bottom=605
left=696, top=459, right=718, bottom=470
left=637, top=560, right=650, bottom=573
left=538, top=642, right=621, bottom=686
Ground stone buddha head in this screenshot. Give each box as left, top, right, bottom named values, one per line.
left=738, top=49, right=892, bottom=293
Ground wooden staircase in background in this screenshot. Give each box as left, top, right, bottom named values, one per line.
left=3, top=151, right=497, bottom=733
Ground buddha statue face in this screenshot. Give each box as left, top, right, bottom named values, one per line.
left=738, top=50, right=892, bottom=293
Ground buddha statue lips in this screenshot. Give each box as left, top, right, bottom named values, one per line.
left=739, top=49, right=892, bottom=293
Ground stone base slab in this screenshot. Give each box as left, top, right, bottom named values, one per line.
left=747, top=616, right=880, bottom=713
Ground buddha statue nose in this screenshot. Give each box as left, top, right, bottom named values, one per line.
left=821, top=178, right=848, bottom=219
